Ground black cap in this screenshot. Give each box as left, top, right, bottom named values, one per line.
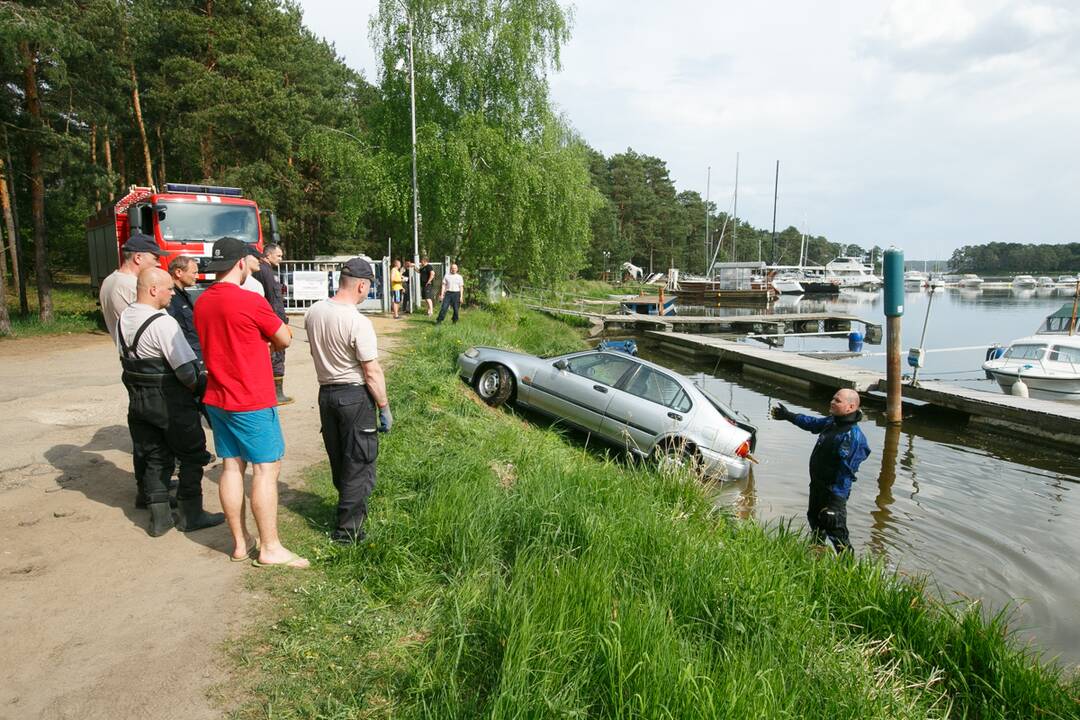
left=203, top=236, right=261, bottom=272
left=340, top=257, right=375, bottom=280
left=121, top=233, right=164, bottom=256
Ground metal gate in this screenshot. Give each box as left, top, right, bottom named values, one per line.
left=277, top=256, right=389, bottom=314
left=408, top=257, right=450, bottom=312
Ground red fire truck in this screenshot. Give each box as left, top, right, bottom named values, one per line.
left=87, top=183, right=279, bottom=292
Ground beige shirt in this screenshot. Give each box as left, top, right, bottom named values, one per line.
left=442, top=272, right=464, bottom=292
left=116, top=303, right=197, bottom=368
left=99, top=270, right=138, bottom=340
left=241, top=275, right=265, bottom=296
left=305, top=299, right=378, bottom=385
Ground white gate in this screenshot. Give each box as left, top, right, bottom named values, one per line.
left=277, top=256, right=390, bottom=314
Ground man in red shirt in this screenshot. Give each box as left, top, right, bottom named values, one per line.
left=195, top=237, right=308, bottom=568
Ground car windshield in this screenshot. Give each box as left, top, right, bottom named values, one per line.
left=155, top=202, right=259, bottom=244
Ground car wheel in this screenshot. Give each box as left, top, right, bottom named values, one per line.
left=654, top=441, right=701, bottom=476
left=475, top=364, right=514, bottom=407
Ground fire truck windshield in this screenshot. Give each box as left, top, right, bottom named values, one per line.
left=155, top=202, right=259, bottom=245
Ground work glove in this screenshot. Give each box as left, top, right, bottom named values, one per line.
left=378, top=405, right=393, bottom=433
left=770, top=402, right=794, bottom=421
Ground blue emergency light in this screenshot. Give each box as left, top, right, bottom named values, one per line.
left=164, top=183, right=244, bottom=197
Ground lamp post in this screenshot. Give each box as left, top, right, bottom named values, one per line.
left=404, top=6, right=420, bottom=268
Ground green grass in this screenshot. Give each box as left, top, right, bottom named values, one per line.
left=236, top=300, right=1080, bottom=719
left=2, top=274, right=103, bottom=338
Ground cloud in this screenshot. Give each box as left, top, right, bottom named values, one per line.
left=863, top=0, right=1080, bottom=74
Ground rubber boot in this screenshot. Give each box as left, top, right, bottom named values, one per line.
left=136, top=493, right=178, bottom=510
left=274, top=377, right=294, bottom=406
left=176, top=498, right=226, bottom=533
left=148, top=502, right=175, bottom=537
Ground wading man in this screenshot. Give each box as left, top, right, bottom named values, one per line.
left=195, top=237, right=308, bottom=568
left=305, top=257, right=391, bottom=544
left=771, top=389, right=871, bottom=552
left=117, top=268, right=223, bottom=536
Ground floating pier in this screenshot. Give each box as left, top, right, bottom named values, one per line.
left=648, top=331, right=1080, bottom=451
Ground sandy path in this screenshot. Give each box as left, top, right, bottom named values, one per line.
left=0, top=315, right=403, bottom=720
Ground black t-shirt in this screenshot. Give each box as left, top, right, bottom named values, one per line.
left=419, top=264, right=435, bottom=285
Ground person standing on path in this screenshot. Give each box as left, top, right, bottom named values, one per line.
left=194, top=237, right=309, bottom=568
left=401, top=259, right=413, bottom=314
left=771, top=389, right=871, bottom=553
left=305, top=257, right=392, bottom=545
left=419, top=257, right=435, bottom=316
left=165, top=255, right=203, bottom=362
left=254, top=243, right=292, bottom=405
left=117, top=268, right=224, bottom=536
left=389, top=259, right=404, bottom=319
left=436, top=262, right=464, bottom=324
left=99, top=233, right=163, bottom=339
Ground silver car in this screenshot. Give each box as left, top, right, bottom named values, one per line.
left=457, top=346, right=757, bottom=480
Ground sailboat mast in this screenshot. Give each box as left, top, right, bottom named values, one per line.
left=770, top=160, right=779, bottom=266
left=704, top=166, right=711, bottom=275
left=732, top=152, right=739, bottom=263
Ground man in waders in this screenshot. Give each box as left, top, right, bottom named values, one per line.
left=117, top=267, right=224, bottom=536
left=771, top=388, right=871, bottom=552
left=304, top=257, right=391, bottom=544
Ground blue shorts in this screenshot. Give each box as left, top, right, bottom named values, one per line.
left=206, top=406, right=285, bottom=463
left=392, top=289, right=403, bottom=303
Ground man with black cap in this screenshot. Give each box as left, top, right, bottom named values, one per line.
left=99, top=233, right=164, bottom=340
left=254, top=242, right=292, bottom=404
left=194, top=237, right=308, bottom=567
left=305, top=257, right=392, bottom=544
left=116, top=267, right=224, bottom=536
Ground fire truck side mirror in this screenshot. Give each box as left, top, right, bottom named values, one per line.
left=128, top=206, right=144, bottom=236
left=262, top=210, right=280, bottom=244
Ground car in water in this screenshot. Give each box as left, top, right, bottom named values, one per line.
left=457, top=346, right=757, bottom=479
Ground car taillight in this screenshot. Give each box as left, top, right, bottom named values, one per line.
left=735, top=440, right=751, bottom=458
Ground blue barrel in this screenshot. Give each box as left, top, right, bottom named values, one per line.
left=883, top=248, right=904, bottom=317
left=848, top=331, right=864, bottom=353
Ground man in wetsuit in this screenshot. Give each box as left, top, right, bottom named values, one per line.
left=117, top=267, right=224, bottom=536
left=772, top=388, right=871, bottom=552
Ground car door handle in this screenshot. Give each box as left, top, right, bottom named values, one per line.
left=593, top=385, right=608, bottom=393
left=667, top=412, right=683, bottom=420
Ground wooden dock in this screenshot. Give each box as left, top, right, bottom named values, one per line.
left=647, top=331, right=1080, bottom=450
left=527, top=305, right=883, bottom=342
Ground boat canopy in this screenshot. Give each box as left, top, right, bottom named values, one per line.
left=1040, top=303, right=1080, bottom=333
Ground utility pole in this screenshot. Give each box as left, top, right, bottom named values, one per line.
left=402, top=4, right=421, bottom=268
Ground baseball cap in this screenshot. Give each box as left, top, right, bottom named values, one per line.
left=121, top=233, right=164, bottom=256
left=340, top=257, right=375, bottom=280
left=203, top=236, right=262, bottom=272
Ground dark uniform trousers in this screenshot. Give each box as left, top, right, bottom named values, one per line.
left=318, top=383, right=379, bottom=540
left=436, top=291, right=461, bottom=324
left=120, top=314, right=209, bottom=505
left=807, top=483, right=850, bottom=551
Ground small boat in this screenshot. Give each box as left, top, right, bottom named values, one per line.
left=982, top=303, right=1080, bottom=400
left=904, top=270, right=928, bottom=287
left=771, top=273, right=804, bottom=294
left=928, top=276, right=946, bottom=290
left=824, top=256, right=883, bottom=288
left=957, top=273, right=984, bottom=288
left=1057, top=275, right=1078, bottom=285
left=1037, top=276, right=1055, bottom=287
left=620, top=294, right=676, bottom=316
left=1012, top=274, right=1037, bottom=288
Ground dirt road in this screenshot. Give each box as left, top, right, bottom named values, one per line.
left=0, top=315, right=402, bottom=720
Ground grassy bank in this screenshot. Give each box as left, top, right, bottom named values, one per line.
left=239, top=302, right=1079, bottom=718
left=2, top=275, right=103, bottom=338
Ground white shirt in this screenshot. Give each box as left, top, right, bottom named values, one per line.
left=305, top=299, right=379, bottom=385
left=443, top=272, right=464, bottom=293
left=99, top=270, right=138, bottom=339
left=241, top=275, right=265, bottom=296
left=116, top=303, right=197, bottom=369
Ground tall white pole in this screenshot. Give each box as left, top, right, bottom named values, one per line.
left=732, top=153, right=739, bottom=263
left=407, top=11, right=420, bottom=267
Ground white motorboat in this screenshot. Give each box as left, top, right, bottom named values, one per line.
left=928, top=276, right=946, bottom=290
left=771, top=273, right=804, bottom=294
left=957, top=274, right=984, bottom=288
left=825, top=256, right=882, bottom=288
left=903, top=270, right=928, bottom=287
left=982, top=303, right=1080, bottom=400
left=1037, top=276, right=1055, bottom=287
left=1057, top=275, right=1079, bottom=285
left=1012, top=274, right=1037, bottom=288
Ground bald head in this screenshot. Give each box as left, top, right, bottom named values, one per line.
left=137, top=267, right=175, bottom=310
left=829, top=388, right=861, bottom=417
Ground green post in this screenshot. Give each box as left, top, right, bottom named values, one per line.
left=883, top=248, right=904, bottom=424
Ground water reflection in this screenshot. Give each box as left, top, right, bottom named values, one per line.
left=869, top=423, right=901, bottom=557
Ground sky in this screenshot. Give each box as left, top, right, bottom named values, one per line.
left=297, top=0, right=1080, bottom=260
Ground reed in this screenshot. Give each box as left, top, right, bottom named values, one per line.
left=236, top=301, right=1079, bottom=719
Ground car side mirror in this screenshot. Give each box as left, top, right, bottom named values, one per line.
left=553, top=359, right=568, bottom=371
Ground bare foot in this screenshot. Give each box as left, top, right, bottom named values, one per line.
left=254, top=547, right=310, bottom=569
left=230, top=535, right=257, bottom=562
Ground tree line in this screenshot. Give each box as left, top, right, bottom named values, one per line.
left=948, top=242, right=1080, bottom=274
left=0, top=0, right=841, bottom=332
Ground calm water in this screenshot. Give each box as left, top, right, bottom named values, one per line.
left=643, top=287, right=1080, bottom=668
